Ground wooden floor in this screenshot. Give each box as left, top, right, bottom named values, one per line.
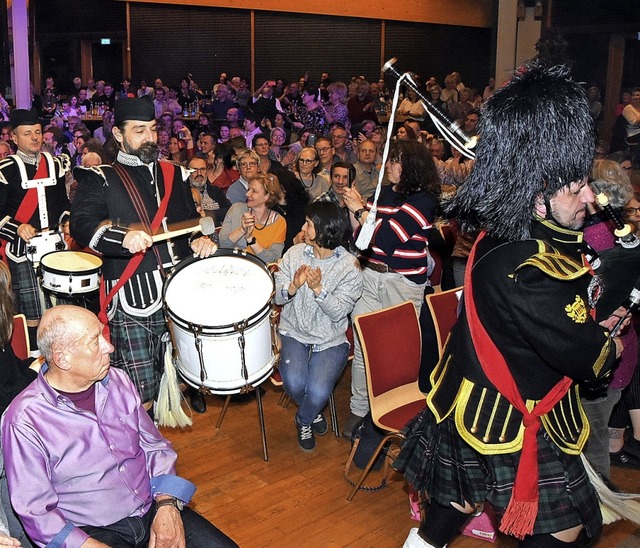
left=160, top=369, right=640, bottom=547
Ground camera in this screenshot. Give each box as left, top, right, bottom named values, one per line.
left=178, top=130, right=187, bottom=139
left=307, top=134, right=317, bottom=147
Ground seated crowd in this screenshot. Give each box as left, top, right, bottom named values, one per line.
left=0, top=64, right=639, bottom=548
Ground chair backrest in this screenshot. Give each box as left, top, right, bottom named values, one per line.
left=426, top=286, right=463, bottom=357
left=355, top=301, right=421, bottom=399
left=439, top=223, right=458, bottom=250
left=355, top=301, right=425, bottom=431
left=428, top=248, right=443, bottom=291
left=11, top=314, right=30, bottom=360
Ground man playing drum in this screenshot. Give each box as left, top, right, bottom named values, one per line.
left=71, top=97, right=217, bottom=413
left=0, top=109, right=71, bottom=353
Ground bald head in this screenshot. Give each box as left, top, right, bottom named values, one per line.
left=38, top=306, right=114, bottom=391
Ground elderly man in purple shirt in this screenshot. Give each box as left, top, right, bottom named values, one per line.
left=1, top=306, right=237, bottom=548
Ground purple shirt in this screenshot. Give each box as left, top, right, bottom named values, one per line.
left=1, top=366, right=195, bottom=548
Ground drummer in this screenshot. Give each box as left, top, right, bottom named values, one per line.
left=0, top=109, right=71, bottom=353
left=219, top=174, right=287, bottom=264
left=71, top=97, right=217, bottom=415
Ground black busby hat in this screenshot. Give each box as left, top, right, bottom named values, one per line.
left=9, top=109, right=41, bottom=129
left=446, top=62, right=594, bottom=241
left=114, top=97, right=155, bottom=126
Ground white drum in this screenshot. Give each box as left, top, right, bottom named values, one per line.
left=26, top=230, right=67, bottom=266
left=41, top=251, right=103, bottom=295
left=164, top=250, right=276, bottom=394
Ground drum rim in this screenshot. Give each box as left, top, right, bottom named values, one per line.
left=40, top=250, right=103, bottom=275
left=163, top=248, right=275, bottom=330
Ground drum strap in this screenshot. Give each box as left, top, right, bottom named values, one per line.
left=98, top=162, right=175, bottom=337
left=15, top=154, right=51, bottom=224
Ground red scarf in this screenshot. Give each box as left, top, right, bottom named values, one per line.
left=464, top=232, right=572, bottom=539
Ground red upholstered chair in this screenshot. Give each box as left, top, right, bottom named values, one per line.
left=346, top=301, right=426, bottom=500
left=426, top=286, right=463, bottom=357
left=11, top=314, right=30, bottom=360
left=428, top=248, right=443, bottom=292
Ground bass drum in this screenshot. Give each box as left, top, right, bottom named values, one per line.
left=41, top=250, right=102, bottom=295
left=164, top=250, right=276, bottom=394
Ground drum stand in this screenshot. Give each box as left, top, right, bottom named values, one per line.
left=193, top=320, right=272, bottom=462
left=215, top=382, right=269, bottom=462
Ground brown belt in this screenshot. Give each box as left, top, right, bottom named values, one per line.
left=359, top=259, right=394, bottom=273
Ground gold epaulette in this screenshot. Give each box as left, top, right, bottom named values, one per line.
left=515, top=245, right=589, bottom=281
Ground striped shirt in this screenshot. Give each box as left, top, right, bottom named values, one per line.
left=358, top=185, right=438, bottom=284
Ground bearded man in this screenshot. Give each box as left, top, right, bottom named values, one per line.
left=71, top=98, right=217, bottom=411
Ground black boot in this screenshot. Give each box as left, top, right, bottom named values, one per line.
left=189, top=387, right=207, bottom=413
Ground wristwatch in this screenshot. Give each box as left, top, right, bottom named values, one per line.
left=155, top=497, right=184, bottom=511
left=246, top=236, right=257, bottom=246
left=354, top=208, right=367, bottom=220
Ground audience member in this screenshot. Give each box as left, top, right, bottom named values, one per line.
left=220, top=173, right=286, bottom=263
left=274, top=202, right=362, bottom=451
left=293, top=146, right=330, bottom=200
left=1, top=305, right=238, bottom=548
left=227, top=148, right=260, bottom=204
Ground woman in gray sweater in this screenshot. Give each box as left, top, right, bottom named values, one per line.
left=274, top=202, right=363, bottom=452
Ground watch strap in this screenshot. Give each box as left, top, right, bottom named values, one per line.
left=155, top=497, right=184, bottom=511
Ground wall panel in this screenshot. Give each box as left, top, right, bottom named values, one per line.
left=254, top=12, right=380, bottom=84
left=129, top=3, right=250, bottom=90
left=384, top=21, right=492, bottom=92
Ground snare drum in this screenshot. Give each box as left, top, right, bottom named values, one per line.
left=41, top=251, right=103, bottom=296
left=26, top=230, right=67, bottom=266
left=164, top=250, right=276, bottom=394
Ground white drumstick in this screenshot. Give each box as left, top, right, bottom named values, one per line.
left=151, top=217, right=215, bottom=243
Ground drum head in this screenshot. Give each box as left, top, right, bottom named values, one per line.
left=41, top=251, right=103, bottom=273
left=165, top=254, right=274, bottom=327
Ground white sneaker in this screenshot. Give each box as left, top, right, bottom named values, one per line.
left=402, top=528, right=441, bottom=548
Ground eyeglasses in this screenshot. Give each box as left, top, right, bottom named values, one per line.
left=239, top=161, right=258, bottom=168
left=315, top=147, right=332, bottom=153
left=624, top=207, right=640, bottom=216
left=622, top=166, right=633, bottom=172
left=299, top=158, right=316, bottom=164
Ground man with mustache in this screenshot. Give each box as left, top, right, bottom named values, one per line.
left=71, top=98, right=217, bottom=412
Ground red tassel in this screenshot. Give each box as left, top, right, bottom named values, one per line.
left=500, top=499, right=538, bottom=540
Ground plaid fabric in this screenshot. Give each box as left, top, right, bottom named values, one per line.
left=394, top=409, right=602, bottom=538
left=109, top=307, right=167, bottom=403
left=8, top=257, right=43, bottom=321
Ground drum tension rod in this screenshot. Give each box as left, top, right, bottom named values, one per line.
left=234, top=320, right=251, bottom=394
left=189, top=322, right=208, bottom=390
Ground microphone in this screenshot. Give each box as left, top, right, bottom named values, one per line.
left=151, top=217, right=215, bottom=243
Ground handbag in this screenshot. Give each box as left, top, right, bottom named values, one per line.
left=343, top=412, right=389, bottom=492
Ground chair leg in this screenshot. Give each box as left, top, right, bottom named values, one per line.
left=329, top=391, right=339, bottom=437
left=347, top=432, right=403, bottom=501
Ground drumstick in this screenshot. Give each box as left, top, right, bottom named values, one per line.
left=151, top=217, right=215, bottom=243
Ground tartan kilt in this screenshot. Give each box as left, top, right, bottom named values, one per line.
left=8, top=257, right=43, bottom=321
left=393, top=408, right=602, bottom=538
left=109, top=307, right=167, bottom=403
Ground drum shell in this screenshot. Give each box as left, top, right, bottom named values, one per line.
left=163, top=251, right=276, bottom=394
left=41, top=250, right=102, bottom=296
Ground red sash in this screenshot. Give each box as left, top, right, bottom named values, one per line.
left=464, top=232, right=572, bottom=539
left=98, top=162, right=175, bottom=337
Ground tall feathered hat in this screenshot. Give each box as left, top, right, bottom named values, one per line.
left=446, top=62, right=594, bottom=241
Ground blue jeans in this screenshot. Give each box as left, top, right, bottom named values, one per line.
left=80, top=506, right=237, bottom=547
left=279, top=335, right=350, bottom=426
